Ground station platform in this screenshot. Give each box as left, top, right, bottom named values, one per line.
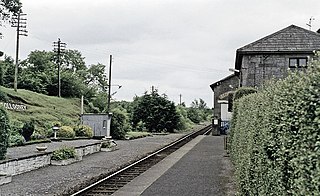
left=113, top=135, right=236, bottom=196
left=0, top=133, right=188, bottom=195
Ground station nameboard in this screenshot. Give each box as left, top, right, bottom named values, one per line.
left=0, top=102, right=27, bottom=111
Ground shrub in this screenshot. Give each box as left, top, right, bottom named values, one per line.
left=57, top=126, right=75, bottom=138
left=135, top=121, right=146, bottom=132
left=0, top=91, right=9, bottom=102
left=51, top=146, right=76, bottom=160
left=176, top=105, right=194, bottom=130
left=111, top=108, right=130, bottom=139
left=229, top=60, right=320, bottom=195
left=0, top=106, right=10, bottom=160
left=20, top=121, right=35, bottom=142
left=9, top=134, right=25, bottom=146
left=187, top=108, right=201, bottom=124
left=31, top=132, right=46, bottom=140
left=74, top=125, right=93, bottom=138
left=233, top=87, right=257, bottom=101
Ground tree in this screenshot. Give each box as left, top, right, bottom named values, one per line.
left=85, top=63, right=108, bottom=92
left=0, top=55, right=14, bottom=86
left=189, top=98, right=211, bottom=123
left=0, top=0, right=21, bottom=37
left=132, top=90, right=179, bottom=133
left=60, top=49, right=86, bottom=72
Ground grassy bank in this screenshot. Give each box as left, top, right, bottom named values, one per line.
left=0, top=86, right=82, bottom=132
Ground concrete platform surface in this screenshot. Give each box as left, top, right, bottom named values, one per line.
left=113, top=135, right=236, bottom=196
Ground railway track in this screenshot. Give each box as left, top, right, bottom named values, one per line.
left=71, top=125, right=212, bottom=196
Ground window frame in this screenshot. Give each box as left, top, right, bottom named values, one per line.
left=289, top=57, right=308, bottom=68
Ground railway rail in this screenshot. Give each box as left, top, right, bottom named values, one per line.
left=71, top=125, right=212, bottom=196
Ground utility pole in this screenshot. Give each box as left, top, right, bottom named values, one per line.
left=179, top=94, right=182, bottom=105
left=107, top=55, right=112, bottom=113
left=53, top=38, right=66, bottom=97
left=11, top=10, right=27, bottom=92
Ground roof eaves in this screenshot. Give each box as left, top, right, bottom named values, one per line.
left=210, top=74, right=236, bottom=91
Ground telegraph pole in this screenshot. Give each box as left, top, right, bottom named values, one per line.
left=107, top=55, right=112, bottom=113
left=179, top=94, right=182, bottom=105
left=11, top=10, right=28, bottom=92
left=53, top=38, right=66, bottom=97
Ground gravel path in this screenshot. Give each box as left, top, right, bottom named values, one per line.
left=0, top=133, right=188, bottom=196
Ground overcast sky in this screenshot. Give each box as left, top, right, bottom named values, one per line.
left=1, top=0, right=320, bottom=107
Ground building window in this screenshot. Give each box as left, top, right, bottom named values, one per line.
left=289, top=58, right=308, bottom=68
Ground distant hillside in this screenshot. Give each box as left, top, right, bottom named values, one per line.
left=0, top=86, right=82, bottom=132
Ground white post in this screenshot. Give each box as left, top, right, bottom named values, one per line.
left=106, top=113, right=112, bottom=138
left=81, top=95, right=84, bottom=114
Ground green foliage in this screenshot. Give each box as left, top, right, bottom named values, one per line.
left=188, top=98, right=212, bottom=123
left=0, top=56, right=14, bottom=87
left=0, top=86, right=81, bottom=133
left=176, top=105, right=194, bottom=130
left=57, top=126, right=75, bottom=138
left=20, top=120, right=35, bottom=142
left=230, top=60, right=320, bottom=195
left=51, top=146, right=76, bottom=161
left=0, top=106, right=10, bottom=160
left=9, top=133, right=25, bottom=146
left=134, top=121, right=146, bottom=132
left=132, top=90, right=179, bottom=133
left=0, top=90, right=8, bottom=102
left=101, top=140, right=112, bottom=148
left=111, top=108, right=130, bottom=139
left=74, top=125, right=93, bottom=138
left=233, top=87, right=257, bottom=101
left=187, top=107, right=201, bottom=124
left=0, top=0, right=21, bottom=26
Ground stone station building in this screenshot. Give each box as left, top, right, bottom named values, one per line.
left=210, top=24, right=320, bottom=130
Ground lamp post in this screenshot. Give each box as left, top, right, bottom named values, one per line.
left=52, top=125, right=60, bottom=140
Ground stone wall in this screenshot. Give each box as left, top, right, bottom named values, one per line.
left=241, top=54, right=313, bottom=87
left=213, top=75, right=239, bottom=119
left=0, top=143, right=101, bottom=176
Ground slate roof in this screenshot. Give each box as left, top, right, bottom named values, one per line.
left=235, top=25, right=320, bottom=69
left=210, top=74, right=237, bottom=91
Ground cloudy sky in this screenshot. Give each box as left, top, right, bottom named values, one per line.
left=1, top=0, right=320, bottom=107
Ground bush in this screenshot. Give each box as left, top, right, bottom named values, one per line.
left=51, top=146, right=76, bottom=160
left=111, top=108, right=130, bottom=139
left=187, top=108, right=201, bottom=124
left=176, top=105, right=194, bottom=130
left=9, top=134, right=25, bottom=146
left=0, top=106, right=10, bottom=160
left=31, top=132, right=46, bottom=140
left=0, top=91, right=9, bottom=102
left=20, top=121, right=35, bottom=142
left=135, top=121, right=146, bottom=132
left=74, top=125, right=93, bottom=138
left=229, top=60, right=320, bottom=195
left=57, top=126, right=75, bottom=138
left=233, top=87, right=257, bottom=101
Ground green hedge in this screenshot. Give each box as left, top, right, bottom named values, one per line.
left=230, top=61, right=320, bottom=195
left=0, top=106, right=10, bottom=160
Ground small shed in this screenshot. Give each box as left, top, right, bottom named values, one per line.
left=81, top=113, right=111, bottom=138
